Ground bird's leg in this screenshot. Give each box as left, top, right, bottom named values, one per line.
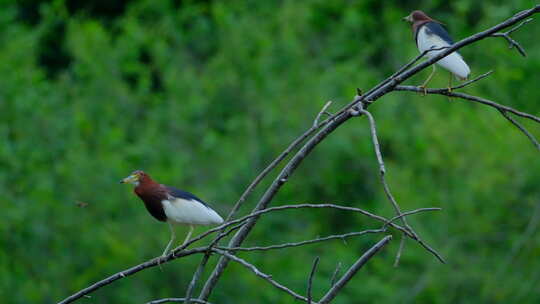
left=162, top=222, right=176, bottom=257
left=181, top=225, right=194, bottom=246
left=157, top=222, right=176, bottom=270
left=447, top=73, right=454, bottom=102
left=419, top=65, right=436, bottom=96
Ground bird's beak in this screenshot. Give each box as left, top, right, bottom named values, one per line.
left=120, top=174, right=138, bottom=184
left=402, top=14, right=413, bottom=22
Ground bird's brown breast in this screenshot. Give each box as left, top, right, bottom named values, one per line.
left=135, top=184, right=168, bottom=222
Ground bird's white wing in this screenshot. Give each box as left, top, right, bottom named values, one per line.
left=162, top=198, right=224, bottom=225
left=417, top=25, right=470, bottom=80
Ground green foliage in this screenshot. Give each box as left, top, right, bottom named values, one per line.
left=1, top=0, right=539, bottom=303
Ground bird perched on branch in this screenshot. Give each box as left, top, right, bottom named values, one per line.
left=403, top=10, right=470, bottom=92
left=121, top=170, right=224, bottom=257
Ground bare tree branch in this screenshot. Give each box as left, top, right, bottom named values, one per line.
left=450, top=70, right=493, bottom=90
left=318, top=236, right=393, bottom=304
left=383, top=208, right=442, bottom=228
left=354, top=105, right=405, bottom=219
left=499, top=110, right=540, bottom=151
left=178, top=100, right=338, bottom=300
left=394, top=86, right=540, bottom=150
left=213, top=249, right=309, bottom=302
left=307, top=257, right=320, bottom=304
left=147, top=298, right=213, bottom=304
left=218, top=207, right=439, bottom=253
left=362, top=46, right=451, bottom=102
left=329, top=262, right=342, bottom=288
left=183, top=253, right=210, bottom=304
left=492, top=18, right=534, bottom=56
left=220, top=230, right=385, bottom=252
left=314, top=101, right=334, bottom=127
left=223, top=99, right=336, bottom=223
left=57, top=247, right=210, bottom=304
left=393, top=236, right=406, bottom=267
left=59, top=202, right=429, bottom=304
left=354, top=104, right=445, bottom=264
left=394, top=86, right=540, bottom=124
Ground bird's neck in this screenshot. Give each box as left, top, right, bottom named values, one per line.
left=412, top=20, right=431, bottom=36
left=134, top=178, right=164, bottom=198
left=133, top=179, right=169, bottom=222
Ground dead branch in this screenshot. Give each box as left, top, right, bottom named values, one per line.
left=394, top=86, right=540, bottom=150
left=318, top=236, right=393, bottom=304
left=492, top=18, right=534, bottom=56
left=219, top=229, right=384, bottom=252
left=329, top=262, right=342, bottom=287
left=57, top=247, right=210, bottom=304
left=394, top=86, right=540, bottom=124
left=213, top=249, right=308, bottom=302
left=146, top=298, right=213, bottom=304
left=307, top=257, right=320, bottom=304
left=218, top=207, right=440, bottom=252
left=499, top=110, right=540, bottom=151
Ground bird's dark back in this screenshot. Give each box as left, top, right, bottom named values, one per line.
left=416, top=22, right=455, bottom=46
left=166, top=186, right=212, bottom=209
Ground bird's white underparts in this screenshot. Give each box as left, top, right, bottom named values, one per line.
left=416, top=23, right=470, bottom=80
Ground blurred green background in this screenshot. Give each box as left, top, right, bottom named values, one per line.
left=1, top=0, right=539, bottom=303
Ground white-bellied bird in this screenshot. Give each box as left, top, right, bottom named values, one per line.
left=121, top=170, right=224, bottom=257
left=403, top=10, right=470, bottom=92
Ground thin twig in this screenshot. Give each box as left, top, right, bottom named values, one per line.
left=492, top=18, right=533, bottom=56
left=314, top=101, right=333, bottom=127
left=307, top=257, right=320, bottom=304
left=359, top=104, right=445, bottom=265
left=219, top=207, right=440, bottom=252
left=394, top=86, right=540, bottom=124
left=223, top=127, right=324, bottom=222
left=57, top=247, right=210, bottom=304
left=147, top=298, right=213, bottom=304
left=213, top=249, right=308, bottom=302
left=221, top=97, right=338, bottom=226
left=499, top=110, right=540, bottom=151
left=219, top=229, right=385, bottom=252
left=357, top=105, right=417, bottom=237
left=393, top=236, right=406, bottom=267
left=450, top=70, right=493, bottom=90
left=329, top=262, right=342, bottom=287
left=318, top=236, right=393, bottom=304
left=413, top=238, right=446, bottom=264
left=218, top=203, right=409, bottom=242
left=383, top=208, right=442, bottom=229
left=170, top=202, right=397, bottom=255
left=224, top=97, right=340, bottom=222
left=183, top=253, right=210, bottom=304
